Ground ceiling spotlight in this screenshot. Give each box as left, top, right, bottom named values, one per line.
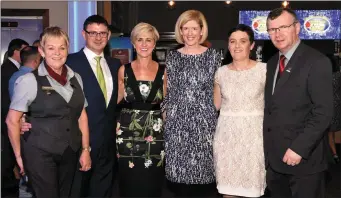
left=282, top=1, right=289, bottom=8
left=225, top=1, right=232, bottom=4
left=168, top=1, right=175, bottom=7
left=167, top=1, right=175, bottom=10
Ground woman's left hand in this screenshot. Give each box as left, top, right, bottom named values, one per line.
left=79, top=150, right=92, bottom=172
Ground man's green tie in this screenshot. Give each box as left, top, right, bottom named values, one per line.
left=94, top=56, right=107, bottom=103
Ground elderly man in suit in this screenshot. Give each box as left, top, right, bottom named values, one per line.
left=1, top=38, right=28, bottom=197
left=263, top=8, right=333, bottom=198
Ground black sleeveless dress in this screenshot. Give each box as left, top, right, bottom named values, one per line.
left=116, top=63, right=165, bottom=197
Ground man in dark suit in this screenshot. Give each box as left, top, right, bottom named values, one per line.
left=263, top=8, right=333, bottom=198
left=67, top=15, right=121, bottom=197
left=1, top=38, right=28, bottom=197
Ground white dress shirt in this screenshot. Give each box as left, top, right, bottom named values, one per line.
left=8, top=57, right=20, bottom=69
left=83, top=47, right=113, bottom=106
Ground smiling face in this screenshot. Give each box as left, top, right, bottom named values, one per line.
left=228, top=30, right=254, bottom=61
left=180, top=20, right=203, bottom=47
left=39, top=36, right=68, bottom=70
left=82, top=23, right=111, bottom=55
left=133, top=31, right=155, bottom=58
left=267, top=11, right=300, bottom=54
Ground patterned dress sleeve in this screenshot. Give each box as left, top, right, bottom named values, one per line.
left=214, top=49, right=222, bottom=84
left=214, top=67, right=221, bottom=85
left=215, top=49, right=223, bottom=69
left=332, top=72, right=341, bottom=108
left=160, top=51, right=173, bottom=113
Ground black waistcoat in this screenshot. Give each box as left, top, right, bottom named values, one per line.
left=25, top=70, right=84, bottom=155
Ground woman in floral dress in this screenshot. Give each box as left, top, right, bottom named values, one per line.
left=116, top=22, right=165, bottom=197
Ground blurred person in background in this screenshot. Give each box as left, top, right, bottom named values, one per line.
left=1, top=38, right=28, bottom=197
left=9, top=46, right=41, bottom=99
left=327, top=54, right=341, bottom=163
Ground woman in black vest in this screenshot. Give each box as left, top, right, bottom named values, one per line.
left=6, top=26, right=91, bottom=198
left=116, top=22, right=165, bottom=197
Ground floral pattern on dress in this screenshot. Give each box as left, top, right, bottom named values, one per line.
left=116, top=71, right=164, bottom=168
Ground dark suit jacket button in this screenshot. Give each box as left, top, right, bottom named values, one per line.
left=268, top=111, right=272, bottom=115
left=66, top=128, right=70, bottom=131
left=268, top=128, right=271, bottom=132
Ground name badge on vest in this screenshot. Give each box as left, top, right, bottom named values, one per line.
left=42, top=86, right=54, bottom=95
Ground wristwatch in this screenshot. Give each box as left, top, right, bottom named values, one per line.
left=82, top=146, right=91, bottom=152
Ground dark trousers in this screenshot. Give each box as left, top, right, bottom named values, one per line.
left=22, top=144, right=77, bottom=198
left=71, top=141, right=115, bottom=198
left=266, top=167, right=325, bottom=198
left=167, top=181, right=217, bottom=198
left=1, top=133, right=19, bottom=197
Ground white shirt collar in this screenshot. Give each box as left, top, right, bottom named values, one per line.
left=83, top=47, right=104, bottom=61
left=8, top=57, right=20, bottom=69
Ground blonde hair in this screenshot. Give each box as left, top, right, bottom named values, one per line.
left=130, top=22, right=160, bottom=44
left=40, top=26, right=69, bottom=48
left=174, top=10, right=208, bottom=44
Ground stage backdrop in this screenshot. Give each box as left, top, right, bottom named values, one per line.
left=239, top=10, right=341, bottom=40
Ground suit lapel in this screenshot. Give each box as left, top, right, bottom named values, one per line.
left=104, top=56, right=115, bottom=106
left=79, top=51, right=107, bottom=108
left=267, top=56, right=277, bottom=95
left=264, top=56, right=278, bottom=108
left=5, top=59, right=19, bottom=72
left=273, top=43, right=306, bottom=96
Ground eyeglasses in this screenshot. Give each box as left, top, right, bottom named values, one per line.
left=267, top=21, right=297, bottom=35
left=84, top=30, right=109, bottom=38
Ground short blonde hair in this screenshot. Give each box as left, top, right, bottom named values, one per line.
left=40, top=26, right=69, bottom=48
left=130, top=22, right=160, bottom=44
left=174, top=10, right=208, bottom=44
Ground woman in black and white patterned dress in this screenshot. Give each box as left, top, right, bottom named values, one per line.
left=161, top=10, right=221, bottom=197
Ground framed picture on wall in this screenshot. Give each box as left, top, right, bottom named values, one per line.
left=111, top=49, right=131, bottom=65
left=108, top=36, right=133, bottom=65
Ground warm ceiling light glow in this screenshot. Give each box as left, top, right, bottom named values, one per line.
left=282, top=1, right=289, bottom=8
left=225, top=1, right=232, bottom=4
left=168, top=1, right=175, bottom=7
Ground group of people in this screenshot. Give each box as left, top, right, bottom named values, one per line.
left=1, top=7, right=339, bottom=198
